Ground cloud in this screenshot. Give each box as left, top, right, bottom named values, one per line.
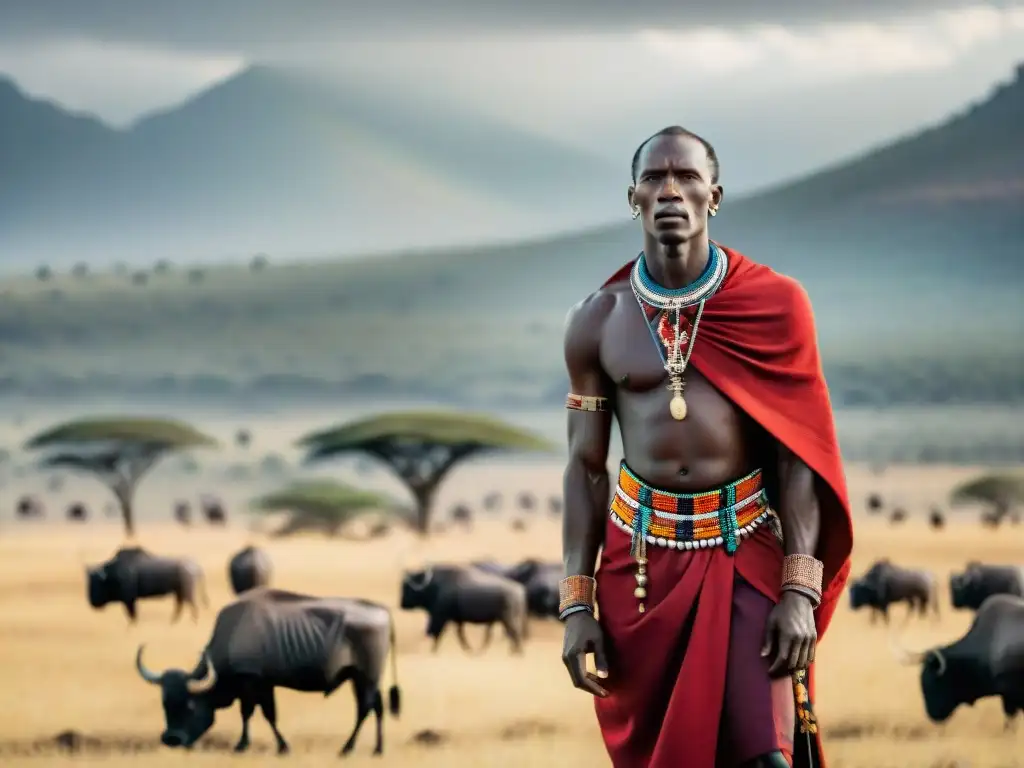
left=0, top=0, right=1008, bottom=51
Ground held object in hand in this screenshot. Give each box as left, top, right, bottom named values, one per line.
left=558, top=575, right=596, bottom=621
left=781, top=553, right=824, bottom=608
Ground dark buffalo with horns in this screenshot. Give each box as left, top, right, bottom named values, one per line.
left=135, top=588, right=401, bottom=755
left=472, top=558, right=561, bottom=618
left=400, top=565, right=528, bottom=654
left=892, top=594, right=1024, bottom=725
left=86, top=547, right=209, bottom=622
left=228, top=545, right=273, bottom=595
left=950, top=563, right=1024, bottom=610
left=848, top=559, right=939, bottom=623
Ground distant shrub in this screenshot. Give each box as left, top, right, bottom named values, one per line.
left=71, top=262, right=90, bottom=278
left=35, top=265, right=52, bottom=281
left=154, top=259, right=172, bottom=274
left=250, top=254, right=269, bottom=271
left=187, top=268, right=205, bottom=284
left=131, top=271, right=149, bottom=286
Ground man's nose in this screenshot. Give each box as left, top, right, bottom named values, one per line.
left=657, top=176, right=683, bottom=201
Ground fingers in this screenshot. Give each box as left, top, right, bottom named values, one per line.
left=768, top=634, right=793, bottom=677
left=562, top=650, right=608, bottom=697
left=760, top=617, right=776, bottom=658
left=592, top=640, right=610, bottom=679
left=789, top=636, right=807, bottom=672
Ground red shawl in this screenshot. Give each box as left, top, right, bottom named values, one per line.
left=599, top=245, right=853, bottom=765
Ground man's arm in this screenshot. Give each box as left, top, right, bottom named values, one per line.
left=562, top=293, right=615, bottom=579
left=777, top=443, right=821, bottom=567
left=762, top=441, right=823, bottom=675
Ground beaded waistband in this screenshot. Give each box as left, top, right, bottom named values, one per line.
left=610, top=463, right=772, bottom=554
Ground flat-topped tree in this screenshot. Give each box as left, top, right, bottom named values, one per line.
left=24, top=418, right=217, bottom=538
left=296, top=411, right=555, bottom=534
left=251, top=480, right=404, bottom=538
left=950, top=472, right=1024, bottom=526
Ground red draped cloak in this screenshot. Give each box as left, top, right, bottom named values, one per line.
left=594, top=245, right=854, bottom=767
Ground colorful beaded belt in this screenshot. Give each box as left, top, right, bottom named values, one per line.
left=610, top=463, right=772, bottom=554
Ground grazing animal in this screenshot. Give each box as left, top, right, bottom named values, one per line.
left=86, top=547, right=209, bottom=622
left=134, top=588, right=401, bottom=756
left=16, top=495, right=43, bottom=519
left=400, top=565, right=528, bottom=654
left=547, top=496, right=563, bottom=516
left=892, top=594, right=1024, bottom=726
left=173, top=501, right=191, bottom=526
left=950, top=563, right=1024, bottom=610
left=928, top=508, right=945, bottom=529
left=201, top=497, right=227, bottom=525
left=848, top=560, right=939, bottom=623
left=472, top=559, right=562, bottom=649
left=866, top=493, right=884, bottom=514
left=889, top=508, right=908, bottom=524
left=472, top=559, right=561, bottom=618
left=228, top=546, right=273, bottom=595
left=66, top=503, right=88, bottom=522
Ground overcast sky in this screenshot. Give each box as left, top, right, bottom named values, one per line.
left=1, top=1, right=1023, bottom=192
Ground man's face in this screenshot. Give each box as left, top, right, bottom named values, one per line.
left=628, top=134, right=722, bottom=250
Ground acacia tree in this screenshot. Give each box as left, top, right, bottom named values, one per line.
left=296, top=411, right=555, bottom=535
left=251, top=480, right=404, bottom=538
left=950, top=473, right=1024, bottom=527
left=24, top=417, right=217, bottom=538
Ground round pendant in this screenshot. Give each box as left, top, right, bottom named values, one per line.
left=670, top=395, right=687, bottom=420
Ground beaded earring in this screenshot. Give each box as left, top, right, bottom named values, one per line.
left=631, top=207, right=641, bottom=220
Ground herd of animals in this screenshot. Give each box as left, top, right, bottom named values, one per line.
left=83, top=544, right=562, bottom=756
left=14, top=494, right=228, bottom=525
left=77, top=540, right=1024, bottom=757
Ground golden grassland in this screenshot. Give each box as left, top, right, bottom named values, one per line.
left=0, top=485, right=1022, bottom=767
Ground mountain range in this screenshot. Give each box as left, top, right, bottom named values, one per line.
left=0, top=61, right=1021, bottom=413
left=0, top=65, right=622, bottom=266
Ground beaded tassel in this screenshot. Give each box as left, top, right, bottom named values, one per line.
left=719, top=485, right=738, bottom=553
left=630, top=505, right=650, bottom=613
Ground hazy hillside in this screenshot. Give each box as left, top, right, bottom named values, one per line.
left=0, top=64, right=1020, bottom=411
left=0, top=66, right=620, bottom=267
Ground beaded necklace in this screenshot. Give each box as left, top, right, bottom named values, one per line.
left=628, top=243, right=728, bottom=420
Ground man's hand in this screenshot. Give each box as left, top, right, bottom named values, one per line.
left=561, top=612, right=610, bottom=697
left=761, top=591, right=817, bottom=677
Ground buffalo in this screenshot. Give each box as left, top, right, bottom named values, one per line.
left=135, top=587, right=400, bottom=755
left=848, top=560, right=939, bottom=623
left=400, top=565, right=528, bottom=654
left=950, top=563, right=1024, bottom=610
left=66, top=503, right=88, bottom=522
left=86, top=547, right=209, bottom=622
left=201, top=496, right=227, bottom=525
left=173, top=501, right=191, bottom=526
left=892, top=594, right=1024, bottom=726
left=16, top=495, right=43, bottom=519
left=228, top=545, right=272, bottom=595
left=472, top=558, right=561, bottom=618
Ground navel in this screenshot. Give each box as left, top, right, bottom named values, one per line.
left=678, top=468, right=689, bottom=477
left=618, top=374, right=630, bottom=386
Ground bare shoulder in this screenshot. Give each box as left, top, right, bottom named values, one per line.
left=563, top=286, right=618, bottom=346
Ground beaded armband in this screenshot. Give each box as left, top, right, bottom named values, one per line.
left=566, top=394, right=608, bottom=412
left=558, top=575, right=596, bottom=621
left=781, top=554, right=824, bottom=608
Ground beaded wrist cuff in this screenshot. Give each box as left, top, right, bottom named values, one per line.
left=782, top=554, right=824, bottom=606
left=558, top=575, right=596, bottom=620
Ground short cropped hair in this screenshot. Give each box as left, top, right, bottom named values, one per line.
left=630, top=126, right=720, bottom=184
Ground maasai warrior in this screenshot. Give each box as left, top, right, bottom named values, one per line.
left=559, top=126, right=853, bottom=768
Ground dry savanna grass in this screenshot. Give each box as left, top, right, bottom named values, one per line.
left=0, top=464, right=1022, bottom=768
